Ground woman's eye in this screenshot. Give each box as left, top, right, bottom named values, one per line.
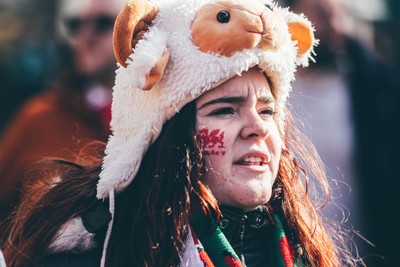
left=259, top=109, right=275, bottom=117
left=209, top=107, right=235, bottom=116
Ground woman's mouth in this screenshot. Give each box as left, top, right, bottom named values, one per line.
left=234, top=154, right=269, bottom=171
left=239, top=156, right=267, bottom=166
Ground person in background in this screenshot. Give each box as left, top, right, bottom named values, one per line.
left=0, top=0, right=62, bottom=133
left=278, top=0, right=400, bottom=266
left=3, top=0, right=361, bottom=266
left=0, top=0, right=126, bottom=242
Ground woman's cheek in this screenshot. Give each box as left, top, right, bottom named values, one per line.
left=198, top=128, right=226, bottom=156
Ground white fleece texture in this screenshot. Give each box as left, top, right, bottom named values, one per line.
left=49, top=217, right=96, bottom=253
left=97, top=0, right=316, bottom=198
left=0, top=250, right=5, bottom=267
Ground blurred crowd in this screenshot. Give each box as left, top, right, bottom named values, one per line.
left=0, top=0, right=122, bottom=242
left=279, top=0, right=400, bottom=266
left=0, top=0, right=399, bottom=266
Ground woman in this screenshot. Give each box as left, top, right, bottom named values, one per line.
left=3, top=0, right=360, bottom=266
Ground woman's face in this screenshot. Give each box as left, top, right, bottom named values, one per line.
left=196, top=68, right=282, bottom=211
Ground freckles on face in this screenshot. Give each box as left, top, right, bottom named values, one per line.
left=196, top=68, right=283, bottom=211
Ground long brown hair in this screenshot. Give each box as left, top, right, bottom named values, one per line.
left=3, top=101, right=359, bottom=266
left=270, top=107, right=361, bottom=266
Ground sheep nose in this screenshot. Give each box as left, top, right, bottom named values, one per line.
left=257, top=8, right=286, bottom=52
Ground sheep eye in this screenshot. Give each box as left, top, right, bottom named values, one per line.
left=265, top=3, right=273, bottom=11
left=216, top=10, right=230, bottom=23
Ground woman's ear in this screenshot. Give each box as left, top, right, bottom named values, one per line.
left=287, top=21, right=314, bottom=58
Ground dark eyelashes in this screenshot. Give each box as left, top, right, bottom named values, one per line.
left=208, top=107, right=275, bottom=116
left=209, top=107, right=235, bottom=116
left=260, top=109, right=275, bottom=116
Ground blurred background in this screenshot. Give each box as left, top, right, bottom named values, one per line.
left=0, top=0, right=399, bottom=266
left=0, top=0, right=122, bottom=244
left=0, top=0, right=63, bottom=131
left=278, top=0, right=400, bottom=266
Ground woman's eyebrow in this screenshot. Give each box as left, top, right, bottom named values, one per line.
left=197, top=96, right=246, bottom=110
left=258, top=95, right=275, bottom=104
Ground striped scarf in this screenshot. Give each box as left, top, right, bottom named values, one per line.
left=189, top=210, right=303, bottom=267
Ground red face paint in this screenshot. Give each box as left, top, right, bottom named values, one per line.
left=199, top=128, right=226, bottom=156
left=199, top=128, right=225, bottom=148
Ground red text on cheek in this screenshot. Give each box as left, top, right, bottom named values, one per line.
left=199, top=128, right=226, bottom=156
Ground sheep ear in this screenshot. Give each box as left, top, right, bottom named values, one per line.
left=143, top=49, right=169, bottom=90
left=288, top=21, right=314, bottom=58
left=113, top=0, right=159, bottom=67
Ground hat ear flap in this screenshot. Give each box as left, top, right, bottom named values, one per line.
left=288, top=21, right=314, bottom=58
left=113, top=0, right=159, bottom=67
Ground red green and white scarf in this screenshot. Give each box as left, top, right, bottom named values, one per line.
left=180, top=211, right=303, bottom=267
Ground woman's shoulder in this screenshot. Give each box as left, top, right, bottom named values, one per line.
left=3, top=161, right=106, bottom=266
left=36, top=199, right=111, bottom=267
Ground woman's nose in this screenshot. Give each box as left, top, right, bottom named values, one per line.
left=240, top=110, right=269, bottom=140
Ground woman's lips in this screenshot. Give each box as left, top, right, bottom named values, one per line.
left=233, top=162, right=269, bottom=173
left=235, top=154, right=268, bottom=165
left=240, top=156, right=267, bottom=165
left=234, top=154, right=269, bottom=172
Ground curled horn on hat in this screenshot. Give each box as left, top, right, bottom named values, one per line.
left=113, top=0, right=159, bottom=68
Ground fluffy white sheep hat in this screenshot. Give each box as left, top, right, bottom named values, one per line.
left=97, top=0, right=317, bottom=199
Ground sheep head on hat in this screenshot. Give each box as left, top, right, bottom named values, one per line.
left=97, top=0, right=316, bottom=198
